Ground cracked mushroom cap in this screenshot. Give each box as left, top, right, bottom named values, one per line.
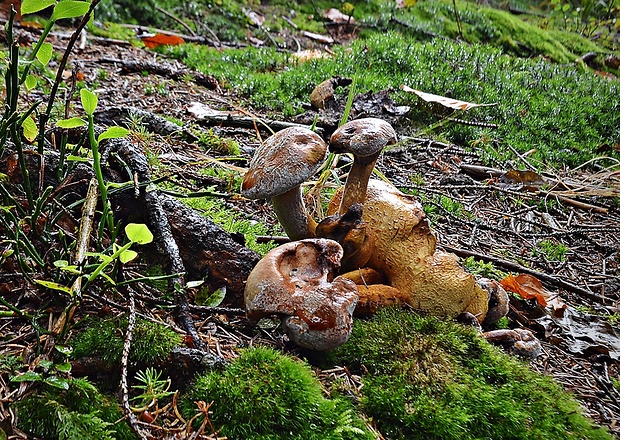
left=244, top=238, right=359, bottom=351
left=241, top=126, right=327, bottom=199
left=327, top=179, right=489, bottom=321
left=329, top=117, right=397, bottom=157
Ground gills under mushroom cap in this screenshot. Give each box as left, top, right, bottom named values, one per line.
left=244, top=238, right=359, bottom=351
left=241, top=126, right=327, bottom=199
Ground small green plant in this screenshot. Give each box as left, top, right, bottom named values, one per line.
left=197, top=128, right=241, bottom=155
left=10, top=345, right=73, bottom=391
left=182, top=346, right=373, bottom=439
left=533, top=239, right=569, bottom=262
left=131, top=367, right=175, bottom=411
left=463, top=256, right=507, bottom=279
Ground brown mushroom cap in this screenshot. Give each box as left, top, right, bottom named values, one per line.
left=329, top=118, right=397, bottom=215
left=327, top=179, right=489, bottom=321
left=244, top=238, right=359, bottom=351
left=241, top=126, right=327, bottom=240
left=329, top=117, right=397, bottom=158
left=242, top=126, right=327, bottom=199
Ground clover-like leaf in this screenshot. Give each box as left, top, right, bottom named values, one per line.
left=98, top=126, right=130, bottom=142
left=51, top=0, right=90, bottom=20
left=80, top=88, right=98, bottom=116
left=125, top=223, right=153, bottom=245
left=21, top=0, right=55, bottom=15
left=57, top=117, right=86, bottom=129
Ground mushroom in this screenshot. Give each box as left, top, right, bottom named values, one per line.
left=329, top=118, right=397, bottom=215
left=483, top=328, right=541, bottom=359
left=241, top=127, right=327, bottom=240
left=244, top=238, right=359, bottom=351
left=326, top=179, right=492, bottom=322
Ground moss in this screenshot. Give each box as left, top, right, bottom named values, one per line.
left=181, top=346, right=373, bottom=439
left=71, top=316, right=182, bottom=366
left=327, top=308, right=612, bottom=440
left=16, top=378, right=136, bottom=440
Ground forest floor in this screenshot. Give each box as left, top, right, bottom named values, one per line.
left=1, top=9, right=620, bottom=439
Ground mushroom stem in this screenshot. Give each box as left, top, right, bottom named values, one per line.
left=338, top=154, right=379, bottom=215
left=272, top=186, right=317, bottom=241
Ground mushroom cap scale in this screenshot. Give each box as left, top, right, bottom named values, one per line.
left=329, top=117, right=397, bottom=157
left=241, top=126, right=327, bottom=199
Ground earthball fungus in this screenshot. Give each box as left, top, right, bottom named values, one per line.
left=327, top=179, right=491, bottom=322
left=241, top=126, right=327, bottom=240
left=244, top=238, right=359, bottom=351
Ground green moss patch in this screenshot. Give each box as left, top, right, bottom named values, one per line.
left=182, top=346, right=373, bottom=439
left=16, top=378, right=135, bottom=440
left=71, top=316, right=182, bottom=366
left=328, top=308, right=611, bottom=440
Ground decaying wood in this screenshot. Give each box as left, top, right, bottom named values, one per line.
left=194, top=113, right=326, bottom=136
left=95, top=107, right=195, bottom=139
left=97, top=57, right=220, bottom=91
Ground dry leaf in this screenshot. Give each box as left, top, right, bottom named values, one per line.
left=291, top=49, right=332, bottom=63
left=498, top=169, right=545, bottom=191
left=141, top=34, right=185, bottom=49
left=323, top=8, right=354, bottom=23
left=500, top=273, right=567, bottom=317
left=401, top=85, right=497, bottom=111
left=243, top=8, right=265, bottom=27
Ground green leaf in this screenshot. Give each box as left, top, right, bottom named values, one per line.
left=80, top=88, right=98, bottom=116
left=34, top=279, right=73, bottom=296
left=125, top=223, right=153, bottom=245
left=21, top=0, right=56, bottom=15
left=22, top=116, right=38, bottom=143
left=201, top=286, right=227, bottom=307
left=55, top=345, right=73, bottom=356
left=119, top=249, right=138, bottom=264
left=53, top=260, right=69, bottom=268
left=67, top=155, right=91, bottom=163
left=24, top=74, right=37, bottom=91
left=59, top=264, right=81, bottom=274
left=55, top=362, right=72, bottom=373
left=35, top=42, right=53, bottom=66
left=98, top=126, right=130, bottom=142
left=10, top=371, right=42, bottom=382
left=51, top=1, right=90, bottom=20
left=44, top=375, right=70, bottom=390
left=57, top=117, right=86, bottom=129
left=39, top=359, right=54, bottom=371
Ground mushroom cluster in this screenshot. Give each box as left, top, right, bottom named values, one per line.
left=241, top=119, right=509, bottom=350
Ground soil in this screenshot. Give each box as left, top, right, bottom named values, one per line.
left=1, top=17, right=620, bottom=439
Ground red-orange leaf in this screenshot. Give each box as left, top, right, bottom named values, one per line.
left=141, top=34, right=185, bottom=49
left=500, top=273, right=547, bottom=306
left=500, top=273, right=567, bottom=317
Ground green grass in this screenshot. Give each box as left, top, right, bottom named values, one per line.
left=327, top=308, right=612, bottom=440
left=169, top=30, right=619, bottom=168
left=181, top=346, right=373, bottom=440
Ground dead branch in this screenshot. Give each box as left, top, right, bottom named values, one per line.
left=440, top=244, right=609, bottom=304
left=97, top=57, right=220, bottom=91
left=193, top=113, right=326, bottom=136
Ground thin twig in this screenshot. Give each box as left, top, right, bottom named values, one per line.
left=120, top=285, right=149, bottom=440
